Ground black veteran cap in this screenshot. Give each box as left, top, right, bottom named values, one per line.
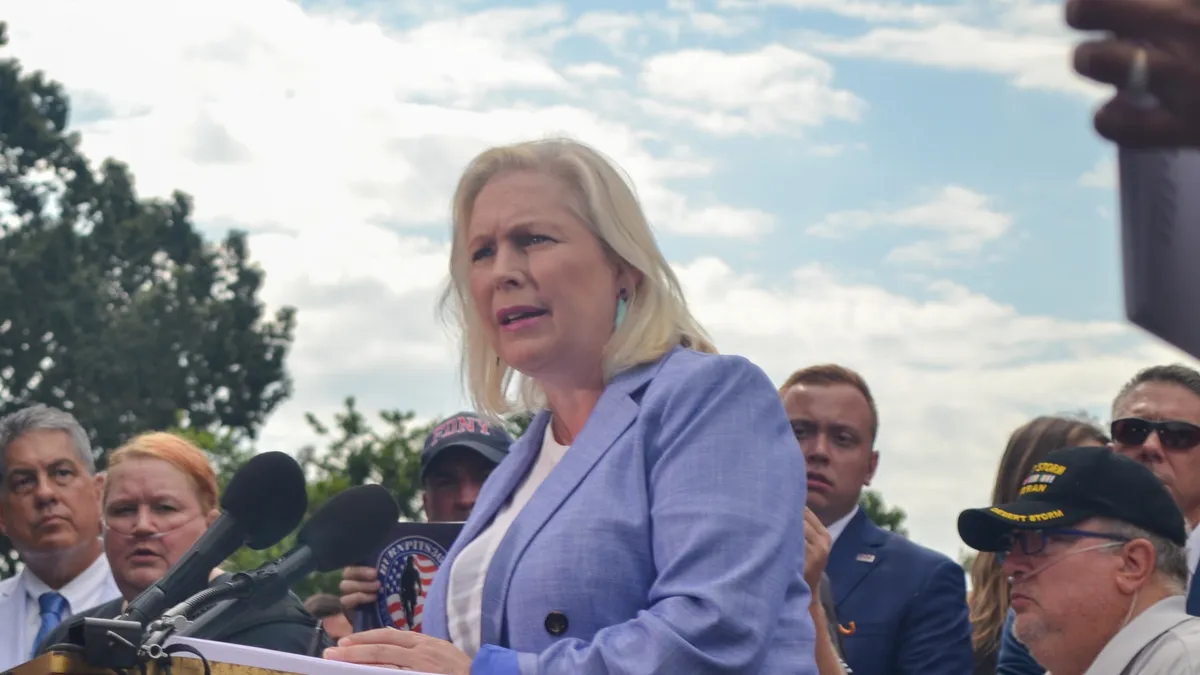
left=958, top=446, right=1187, bottom=552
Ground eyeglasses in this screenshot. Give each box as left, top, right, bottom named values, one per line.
left=1111, top=417, right=1200, bottom=451
left=996, top=528, right=1130, bottom=564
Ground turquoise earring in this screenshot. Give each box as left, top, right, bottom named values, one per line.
left=614, top=288, right=628, bottom=330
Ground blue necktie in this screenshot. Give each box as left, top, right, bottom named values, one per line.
left=31, top=592, right=68, bottom=658
left=1188, top=566, right=1200, bottom=616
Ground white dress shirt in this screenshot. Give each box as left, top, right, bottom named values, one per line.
left=0, top=550, right=119, bottom=670
left=447, top=421, right=569, bottom=657
left=827, top=505, right=860, bottom=545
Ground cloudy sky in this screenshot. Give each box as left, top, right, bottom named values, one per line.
left=3, top=0, right=1196, bottom=560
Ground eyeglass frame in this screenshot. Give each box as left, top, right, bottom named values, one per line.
left=995, top=527, right=1132, bottom=565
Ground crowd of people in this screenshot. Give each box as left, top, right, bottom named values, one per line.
left=0, top=0, right=1197, bottom=672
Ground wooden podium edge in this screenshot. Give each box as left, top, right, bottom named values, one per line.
left=7, top=651, right=302, bottom=675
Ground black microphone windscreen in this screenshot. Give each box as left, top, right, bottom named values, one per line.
left=221, top=451, right=308, bottom=550
left=299, top=484, right=399, bottom=572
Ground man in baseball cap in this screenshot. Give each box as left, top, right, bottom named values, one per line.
left=338, top=412, right=513, bottom=620
left=419, top=412, right=512, bottom=522
left=959, top=446, right=1200, bottom=674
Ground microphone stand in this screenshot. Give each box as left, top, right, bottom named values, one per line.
left=140, top=574, right=256, bottom=653
left=173, top=566, right=295, bottom=641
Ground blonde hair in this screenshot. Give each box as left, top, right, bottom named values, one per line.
left=439, top=137, right=716, bottom=416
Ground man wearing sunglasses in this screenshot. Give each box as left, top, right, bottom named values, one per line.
left=1110, top=364, right=1200, bottom=614
left=960, top=446, right=1200, bottom=674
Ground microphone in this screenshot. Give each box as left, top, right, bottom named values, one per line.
left=154, top=484, right=399, bottom=645
left=119, top=451, right=308, bottom=628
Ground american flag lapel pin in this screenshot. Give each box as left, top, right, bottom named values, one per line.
left=855, top=553, right=875, bottom=563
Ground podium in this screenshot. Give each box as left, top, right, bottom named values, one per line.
left=8, top=651, right=234, bottom=675
left=5, top=639, right=437, bottom=675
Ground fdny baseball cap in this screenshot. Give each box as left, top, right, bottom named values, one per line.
left=419, top=412, right=513, bottom=480
left=958, top=446, right=1186, bottom=552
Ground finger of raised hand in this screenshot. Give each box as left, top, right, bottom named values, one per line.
left=339, top=592, right=377, bottom=613
left=1094, top=95, right=1199, bottom=147
left=342, top=565, right=378, bottom=582
left=340, top=569, right=381, bottom=592
left=1074, top=39, right=1183, bottom=92
left=804, top=508, right=830, bottom=540
left=1067, top=0, right=1200, bottom=40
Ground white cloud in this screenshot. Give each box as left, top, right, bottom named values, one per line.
left=665, top=0, right=763, bottom=36
left=1, top=0, right=781, bottom=241
left=807, top=186, right=1012, bottom=265
left=809, top=22, right=1103, bottom=97
left=718, top=0, right=955, bottom=23
left=638, top=45, right=864, bottom=136
left=571, top=12, right=645, bottom=51
left=562, top=62, right=623, bottom=81
left=1080, top=157, right=1116, bottom=189
left=675, top=257, right=1195, bottom=557
left=713, top=0, right=1103, bottom=98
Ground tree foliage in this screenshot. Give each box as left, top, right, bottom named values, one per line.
left=206, top=399, right=433, bottom=598
left=211, top=403, right=537, bottom=598
left=0, top=21, right=295, bottom=578
left=860, top=488, right=908, bottom=536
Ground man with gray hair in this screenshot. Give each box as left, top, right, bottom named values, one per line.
left=0, top=405, right=118, bottom=669
left=1108, top=364, right=1200, bottom=610
left=959, top=446, right=1200, bottom=674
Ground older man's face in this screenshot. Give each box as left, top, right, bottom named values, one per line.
left=0, top=430, right=103, bottom=555
left=1112, top=382, right=1200, bottom=524
left=1001, top=521, right=1128, bottom=660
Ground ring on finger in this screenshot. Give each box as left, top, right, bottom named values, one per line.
left=1126, top=46, right=1150, bottom=92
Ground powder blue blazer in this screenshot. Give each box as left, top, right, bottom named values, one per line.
left=422, top=347, right=816, bottom=675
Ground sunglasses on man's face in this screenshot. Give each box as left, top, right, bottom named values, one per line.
left=1111, top=417, right=1200, bottom=451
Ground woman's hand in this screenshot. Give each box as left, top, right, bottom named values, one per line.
left=1067, top=0, right=1200, bottom=147
left=324, top=628, right=473, bottom=675
left=803, top=507, right=832, bottom=591
left=338, top=565, right=381, bottom=616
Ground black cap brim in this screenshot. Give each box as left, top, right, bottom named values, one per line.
left=420, top=441, right=508, bottom=478
left=957, top=501, right=1094, bottom=552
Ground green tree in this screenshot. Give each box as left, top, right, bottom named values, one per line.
left=860, top=488, right=907, bottom=536
left=0, top=22, right=295, bottom=579
left=212, top=404, right=538, bottom=598
left=506, top=411, right=534, bottom=437
left=213, top=398, right=433, bottom=598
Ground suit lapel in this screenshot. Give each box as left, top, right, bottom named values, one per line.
left=450, top=412, right=549, bottom=554
left=0, top=571, right=27, bottom=662
left=827, top=508, right=887, bottom=607
left=478, top=360, right=660, bottom=646
left=427, top=414, right=546, bottom=636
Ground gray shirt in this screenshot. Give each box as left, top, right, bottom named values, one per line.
left=1083, top=596, right=1200, bottom=674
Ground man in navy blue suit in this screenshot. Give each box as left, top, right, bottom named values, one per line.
left=780, top=364, right=972, bottom=675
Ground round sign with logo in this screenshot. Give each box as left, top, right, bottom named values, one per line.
left=374, top=535, right=447, bottom=632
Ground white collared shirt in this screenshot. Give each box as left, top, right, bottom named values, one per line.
left=0, top=550, right=119, bottom=670
left=827, top=505, right=860, bottom=545
left=447, top=421, right=569, bottom=657
left=1082, top=596, right=1200, bottom=674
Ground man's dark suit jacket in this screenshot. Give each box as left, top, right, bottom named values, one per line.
left=827, top=508, right=973, bottom=675
left=37, top=573, right=332, bottom=656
